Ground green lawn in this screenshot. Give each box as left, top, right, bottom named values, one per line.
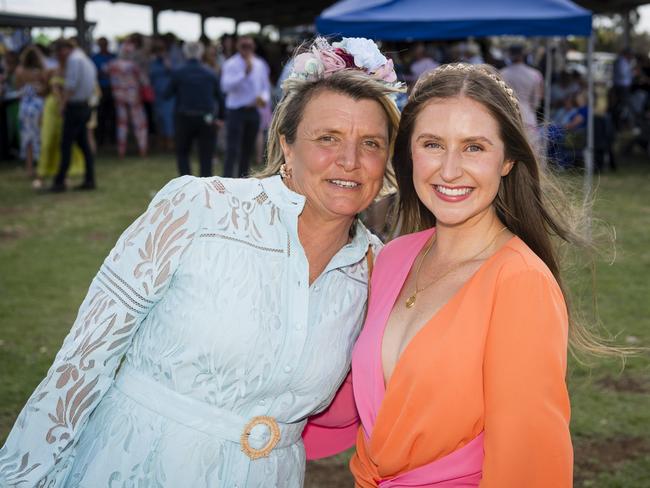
left=1, top=152, right=649, bottom=486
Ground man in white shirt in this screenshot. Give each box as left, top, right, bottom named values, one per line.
left=500, top=45, right=544, bottom=132
left=220, top=36, right=270, bottom=178
left=51, top=38, right=98, bottom=192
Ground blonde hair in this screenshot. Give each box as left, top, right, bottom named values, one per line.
left=256, top=69, right=402, bottom=191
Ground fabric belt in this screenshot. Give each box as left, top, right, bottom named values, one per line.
left=378, top=432, right=484, bottom=487
left=114, top=366, right=305, bottom=452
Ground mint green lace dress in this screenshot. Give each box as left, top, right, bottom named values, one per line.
left=0, top=175, right=380, bottom=487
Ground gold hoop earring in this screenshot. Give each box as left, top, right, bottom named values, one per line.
left=279, top=163, right=292, bottom=179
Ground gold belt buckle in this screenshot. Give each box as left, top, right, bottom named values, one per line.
left=240, top=415, right=281, bottom=460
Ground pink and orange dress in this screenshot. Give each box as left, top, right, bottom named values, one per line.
left=304, top=227, right=573, bottom=487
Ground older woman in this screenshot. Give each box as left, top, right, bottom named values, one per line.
left=0, top=38, right=401, bottom=487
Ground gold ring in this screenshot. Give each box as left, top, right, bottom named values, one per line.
left=240, top=415, right=281, bottom=460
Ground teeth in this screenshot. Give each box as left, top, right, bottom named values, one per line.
left=435, top=185, right=472, bottom=196
left=330, top=179, right=360, bottom=188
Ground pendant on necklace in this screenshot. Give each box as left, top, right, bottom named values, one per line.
left=405, top=294, right=417, bottom=309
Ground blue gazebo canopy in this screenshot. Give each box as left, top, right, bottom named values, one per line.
left=316, top=0, right=592, bottom=39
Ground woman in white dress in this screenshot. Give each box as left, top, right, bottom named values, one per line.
left=0, top=37, right=402, bottom=488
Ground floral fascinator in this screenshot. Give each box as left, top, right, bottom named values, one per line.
left=290, top=37, right=401, bottom=86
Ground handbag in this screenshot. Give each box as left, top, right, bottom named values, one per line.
left=140, top=85, right=155, bottom=103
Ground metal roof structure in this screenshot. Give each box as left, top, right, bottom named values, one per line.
left=575, top=0, right=649, bottom=13
left=0, top=12, right=95, bottom=29
left=109, top=0, right=336, bottom=27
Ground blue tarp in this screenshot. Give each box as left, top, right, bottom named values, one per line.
left=316, top=0, right=592, bottom=39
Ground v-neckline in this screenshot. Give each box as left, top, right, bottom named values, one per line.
left=378, top=233, right=517, bottom=396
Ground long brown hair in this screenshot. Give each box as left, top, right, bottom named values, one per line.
left=393, top=63, right=616, bottom=357
left=19, top=45, right=44, bottom=70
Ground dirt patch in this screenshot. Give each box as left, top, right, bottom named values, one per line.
left=0, top=206, right=25, bottom=217
left=305, top=458, right=355, bottom=488
left=86, top=231, right=109, bottom=242
left=597, top=374, right=650, bottom=394
left=574, top=435, right=650, bottom=485
left=0, top=225, right=27, bottom=240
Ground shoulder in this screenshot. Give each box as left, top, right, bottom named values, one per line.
left=371, top=229, right=432, bottom=275
left=200, top=64, right=219, bottom=80
left=380, top=229, right=431, bottom=259
left=367, top=231, right=383, bottom=256
left=491, top=237, right=561, bottom=295
left=160, top=175, right=264, bottom=200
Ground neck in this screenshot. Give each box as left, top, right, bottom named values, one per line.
left=298, top=205, right=353, bottom=253
left=432, top=209, right=506, bottom=263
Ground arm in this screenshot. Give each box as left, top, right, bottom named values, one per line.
left=220, top=58, right=247, bottom=93
left=14, top=66, right=25, bottom=89
left=162, top=70, right=177, bottom=101
left=135, top=63, right=148, bottom=88
left=532, top=72, right=544, bottom=112
left=564, top=112, right=585, bottom=131
left=481, top=268, right=572, bottom=487
left=257, top=59, right=272, bottom=107
left=0, top=176, right=205, bottom=487
left=63, top=56, right=79, bottom=102
left=302, top=372, right=359, bottom=460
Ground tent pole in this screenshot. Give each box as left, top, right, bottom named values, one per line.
left=584, top=32, right=595, bottom=232
left=544, top=38, right=552, bottom=124
left=543, top=37, right=553, bottom=163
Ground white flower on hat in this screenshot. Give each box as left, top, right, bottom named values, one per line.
left=333, top=37, right=387, bottom=71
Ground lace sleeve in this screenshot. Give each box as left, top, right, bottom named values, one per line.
left=0, top=175, right=207, bottom=487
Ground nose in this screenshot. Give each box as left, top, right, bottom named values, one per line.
left=439, top=149, right=463, bottom=181
left=336, top=141, right=360, bottom=171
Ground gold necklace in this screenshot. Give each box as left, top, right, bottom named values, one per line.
left=405, top=227, right=508, bottom=309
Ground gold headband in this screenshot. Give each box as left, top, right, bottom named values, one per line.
left=419, top=63, right=522, bottom=118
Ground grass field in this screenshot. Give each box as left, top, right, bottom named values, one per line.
left=0, top=152, right=648, bottom=487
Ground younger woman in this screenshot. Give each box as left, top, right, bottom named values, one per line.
left=351, top=64, right=581, bottom=487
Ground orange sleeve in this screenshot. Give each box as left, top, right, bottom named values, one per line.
left=481, top=268, right=573, bottom=487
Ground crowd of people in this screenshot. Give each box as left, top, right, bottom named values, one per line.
left=1, top=32, right=649, bottom=191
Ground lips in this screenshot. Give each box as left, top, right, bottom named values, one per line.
left=328, top=179, right=361, bottom=189
left=433, top=184, right=474, bottom=202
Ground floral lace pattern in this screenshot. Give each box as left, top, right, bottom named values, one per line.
left=0, top=175, right=380, bottom=487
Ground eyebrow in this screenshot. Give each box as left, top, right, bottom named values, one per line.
left=313, top=128, right=389, bottom=142
left=415, top=133, right=494, bottom=146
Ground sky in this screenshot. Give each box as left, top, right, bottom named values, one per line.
left=0, top=0, right=260, bottom=41
left=1, top=0, right=650, bottom=41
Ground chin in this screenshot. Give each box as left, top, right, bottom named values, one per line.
left=432, top=205, right=495, bottom=228
left=327, top=207, right=361, bottom=219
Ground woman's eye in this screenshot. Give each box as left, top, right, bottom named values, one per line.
left=318, top=135, right=336, bottom=143
left=364, top=140, right=381, bottom=149
left=466, top=144, right=483, bottom=152
left=424, top=141, right=441, bottom=149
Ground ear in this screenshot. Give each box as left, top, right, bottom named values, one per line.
left=501, top=159, right=515, bottom=177
left=279, top=135, right=293, bottom=167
